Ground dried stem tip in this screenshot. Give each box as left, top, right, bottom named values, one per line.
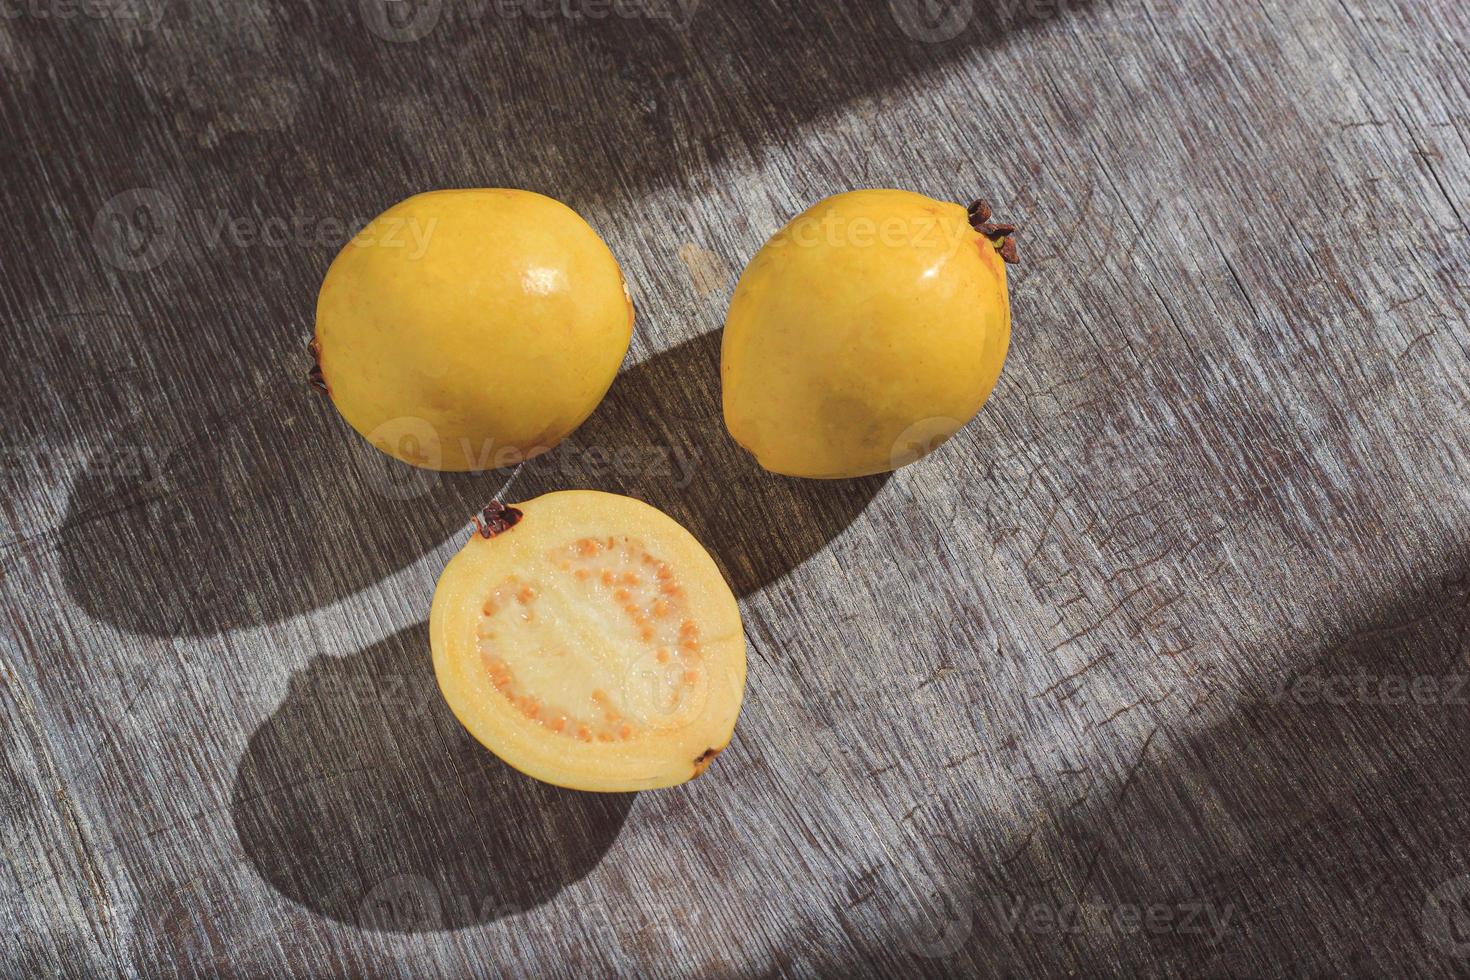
left=307, top=337, right=328, bottom=394
left=966, top=198, right=1020, bottom=265
left=473, top=501, right=525, bottom=539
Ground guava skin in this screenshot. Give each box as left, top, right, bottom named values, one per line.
left=314, top=189, right=634, bottom=472
left=721, top=189, right=1012, bottom=479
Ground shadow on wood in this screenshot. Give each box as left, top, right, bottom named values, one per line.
left=509, top=329, right=891, bottom=596
left=0, top=0, right=1102, bottom=252
left=899, top=550, right=1470, bottom=975
left=1046, top=558, right=1470, bottom=973
left=231, top=623, right=633, bottom=932
left=58, top=330, right=885, bottom=636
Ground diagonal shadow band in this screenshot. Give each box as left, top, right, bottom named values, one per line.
left=59, top=330, right=888, bottom=637
left=230, top=622, right=634, bottom=933
left=886, top=548, right=1470, bottom=974
left=1, top=0, right=1102, bottom=247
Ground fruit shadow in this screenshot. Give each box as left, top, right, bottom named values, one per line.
left=231, top=622, right=633, bottom=933
left=228, top=332, right=885, bottom=931
left=58, top=329, right=885, bottom=637
left=510, top=329, right=891, bottom=596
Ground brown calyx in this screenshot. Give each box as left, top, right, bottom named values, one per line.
left=967, top=199, right=1019, bottom=264
left=473, top=501, right=524, bottom=539
left=307, top=337, right=328, bottom=394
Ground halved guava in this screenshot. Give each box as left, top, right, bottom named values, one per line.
left=430, top=491, right=746, bottom=792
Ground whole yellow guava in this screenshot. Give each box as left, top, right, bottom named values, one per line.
left=721, top=189, right=1013, bottom=478
left=314, top=189, right=634, bottom=471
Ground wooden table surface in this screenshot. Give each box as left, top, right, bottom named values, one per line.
left=3, top=0, right=1469, bottom=976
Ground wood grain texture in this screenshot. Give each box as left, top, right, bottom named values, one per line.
left=2, top=0, right=1468, bottom=975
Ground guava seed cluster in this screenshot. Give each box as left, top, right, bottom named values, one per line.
left=474, top=536, right=707, bottom=745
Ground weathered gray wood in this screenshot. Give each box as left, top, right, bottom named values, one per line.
left=3, top=0, right=1469, bottom=975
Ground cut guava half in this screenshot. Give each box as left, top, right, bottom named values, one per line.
left=430, top=491, right=746, bottom=792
